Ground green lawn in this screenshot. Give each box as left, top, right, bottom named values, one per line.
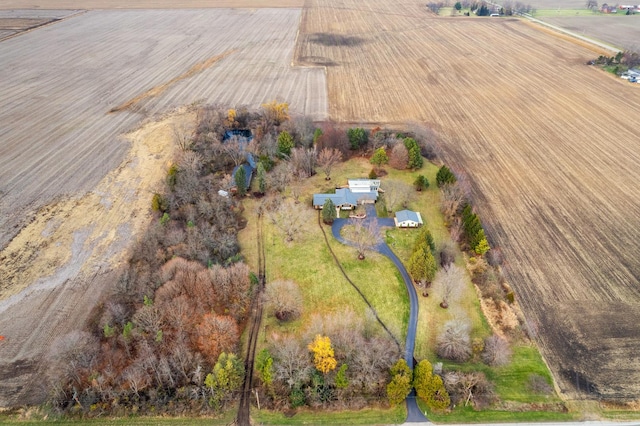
left=238, top=157, right=566, bottom=422
left=532, top=8, right=601, bottom=16
left=252, top=405, right=406, bottom=425
left=0, top=412, right=235, bottom=425
left=425, top=405, right=576, bottom=423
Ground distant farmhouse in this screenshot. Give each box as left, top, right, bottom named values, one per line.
left=313, top=179, right=380, bottom=210
left=394, top=209, right=423, bottom=228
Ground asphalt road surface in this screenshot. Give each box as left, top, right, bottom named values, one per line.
left=332, top=204, right=426, bottom=423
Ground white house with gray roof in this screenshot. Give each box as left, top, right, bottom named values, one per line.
left=394, top=210, right=423, bottom=228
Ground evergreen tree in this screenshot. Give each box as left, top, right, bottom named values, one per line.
left=335, top=364, right=349, bottom=389
left=277, top=130, right=294, bottom=157
left=408, top=246, right=437, bottom=285
left=370, top=147, right=389, bottom=168
left=347, top=127, right=368, bottom=150
left=257, top=162, right=266, bottom=194
left=414, top=226, right=436, bottom=255
left=414, top=175, right=429, bottom=191
left=436, top=165, right=457, bottom=187
left=322, top=198, right=337, bottom=224
left=234, top=166, right=247, bottom=196
left=386, top=359, right=412, bottom=405
left=413, top=360, right=450, bottom=410
left=404, top=138, right=423, bottom=169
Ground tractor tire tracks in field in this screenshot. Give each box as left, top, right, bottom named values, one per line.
left=236, top=212, right=266, bottom=425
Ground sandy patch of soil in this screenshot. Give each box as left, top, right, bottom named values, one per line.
left=0, top=109, right=193, bottom=407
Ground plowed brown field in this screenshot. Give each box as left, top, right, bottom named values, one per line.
left=296, top=0, right=640, bottom=400
left=0, top=9, right=326, bottom=407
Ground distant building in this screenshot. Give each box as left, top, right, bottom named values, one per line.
left=394, top=210, right=423, bottom=228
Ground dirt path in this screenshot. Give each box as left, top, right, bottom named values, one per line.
left=237, top=212, right=266, bottom=425
left=0, top=110, right=190, bottom=406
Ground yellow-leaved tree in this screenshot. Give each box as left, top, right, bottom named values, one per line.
left=308, top=334, right=337, bottom=374
left=261, top=100, right=290, bottom=126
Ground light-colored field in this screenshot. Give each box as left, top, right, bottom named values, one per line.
left=542, top=15, right=640, bottom=51
left=0, top=0, right=302, bottom=9
left=0, top=8, right=326, bottom=406
left=297, top=0, right=640, bottom=400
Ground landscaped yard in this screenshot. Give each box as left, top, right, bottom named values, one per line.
left=238, top=155, right=562, bottom=421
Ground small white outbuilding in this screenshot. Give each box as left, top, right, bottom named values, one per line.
left=394, top=210, right=423, bottom=228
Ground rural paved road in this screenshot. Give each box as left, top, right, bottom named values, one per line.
left=519, top=13, right=621, bottom=53
left=332, top=204, right=426, bottom=423
left=402, top=422, right=640, bottom=426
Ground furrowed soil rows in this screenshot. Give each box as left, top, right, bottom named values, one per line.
left=542, top=15, right=640, bottom=51
left=297, top=0, right=640, bottom=399
left=0, top=9, right=326, bottom=407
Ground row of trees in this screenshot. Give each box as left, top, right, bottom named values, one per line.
left=47, top=102, right=327, bottom=416
left=386, top=359, right=450, bottom=410
left=254, top=309, right=401, bottom=410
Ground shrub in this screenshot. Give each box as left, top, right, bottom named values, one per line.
left=527, top=374, right=554, bottom=395
left=151, top=193, right=168, bottom=212
left=436, top=320, right=471, bottom=362
left=443, top=371, right=496, bottom=409
left=482, top=335, right=512, bottom=366
left=368, top=168, right=378, bottom=179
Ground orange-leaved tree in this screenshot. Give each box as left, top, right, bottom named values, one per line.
left=307, top=334, right=337, bottom=374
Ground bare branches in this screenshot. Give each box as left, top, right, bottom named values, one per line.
left=434, top=264, right=465, bottom=308
left=344, top=219, right=381, bottom=259
left=267, top=198, right=309, bottom=242
left=317, top=148, right=343, bottom=180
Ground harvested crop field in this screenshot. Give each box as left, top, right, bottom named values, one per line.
left=0, top=8, right=326, bottom=406
left=0, top=0, right=303, bottom=9
left=297, top=0, right=640, bottom=400
left=541, top=15, right=640, bottom=51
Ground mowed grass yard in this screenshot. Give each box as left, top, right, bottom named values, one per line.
left=239, top=156, right=562, bottom=422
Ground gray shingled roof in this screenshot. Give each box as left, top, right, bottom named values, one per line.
left=396, top=210, right=421, bottom=224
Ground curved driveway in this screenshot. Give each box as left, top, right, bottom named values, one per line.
left=331, top=204, right=426, bottom=423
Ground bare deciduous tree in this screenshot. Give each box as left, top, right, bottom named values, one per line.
left=172, top=121, right=194, bottom=151
left=344, top=219, right=381, bottom=260
left=290, top=147, right=317, bottom=178
left=268, top=162, right=293, bottom=193
left=434, top=264, right=465, bottom=309
left=381, top=180, right=413, bottom=212
left=317, top=148, right=343, bottom=180
left=436, top=319, right=472, bottom=362
left=389, top=143, right=409, bottom=170
left=443, top=371, right=496, bottom=408
left=271, top=335, right=313, bottom=389
left=265, top=280, right=303, bottom=321
left=267, top=198, right=309, bottom=242
left=482, top=335, right=512, bottom=366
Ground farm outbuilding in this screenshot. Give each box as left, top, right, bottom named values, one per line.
left=394, top=210, right=423, bottom=228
